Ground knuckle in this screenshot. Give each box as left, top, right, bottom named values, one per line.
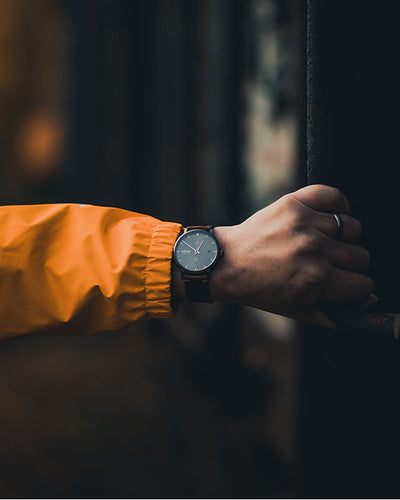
left=320, top=185, right=343, bottom=207
left=278, top=195, right=310, bottom=230
left=280, top=193, right=298, bottom=212
left=353, top=218, right=363, bottom=235
left=341, top=245, right=370, bottom=269
left=353, top=275, right=374, bottom=300
left=296, top=267, right=327, bottom=309
left=294, top=231, right=321, bottom=255
left=307, top=262, right=329, bottom=284
left=361, top=247, right=371, bottom=268
left=346, top=216, right=363, bottom=239
left=353, top=246, right=371, bottom=270
left=297, top=262, right=328, bottom=297
left=329, top=186, right=343, bottom=203
left=329, top=186, right=349, bottom=211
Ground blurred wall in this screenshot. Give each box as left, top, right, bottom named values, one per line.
left=0, top=0, right=302, bottom=497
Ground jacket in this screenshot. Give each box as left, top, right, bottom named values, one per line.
left=0, top=203, right=183, bottom=340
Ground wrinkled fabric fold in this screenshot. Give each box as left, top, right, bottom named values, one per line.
left=0, top=204, right=183, bottom=339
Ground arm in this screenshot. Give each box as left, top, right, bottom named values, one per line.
left=0, top=185, right=374, bottom=340
left=0, top=203, right=182, bottom=340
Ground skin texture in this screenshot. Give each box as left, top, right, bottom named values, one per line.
left=174, top=185, right=377, bottom=329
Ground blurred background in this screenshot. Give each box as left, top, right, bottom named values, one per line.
left=0, top=0, right=303, bottom=497
left=8, top=0, right=400, bottom=498
left=4, top=0, right=400, bottom=498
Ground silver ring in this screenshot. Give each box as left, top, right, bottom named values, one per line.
left=332, top=213, right=343, bottom=240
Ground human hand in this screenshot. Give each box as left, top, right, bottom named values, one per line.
left=211, top=184, right=376, bottom=328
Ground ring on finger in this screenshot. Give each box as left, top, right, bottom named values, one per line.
left=332, top=213, right=344, bottom=240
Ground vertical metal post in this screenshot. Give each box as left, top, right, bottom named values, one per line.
left=305, top=0, right=399, bottom=337
left=306, top=0, right=327, bottom=184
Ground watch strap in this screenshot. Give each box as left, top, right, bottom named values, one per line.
left=185, top=225, right=214, bottom=231
left=182, top=225, right=215, bottom=304
left=182, top=273, right=212, bottom=303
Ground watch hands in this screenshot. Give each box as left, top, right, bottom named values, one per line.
left=195, top=239, right=204, bottom=254
left=182, top=240, right=198, bottom=253
left=183, top=237, right=206, bottom=255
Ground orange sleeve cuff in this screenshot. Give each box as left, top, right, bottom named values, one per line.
left=0, top=203, right=183, bottom=339
left=145, top=221, right=183, bottom=318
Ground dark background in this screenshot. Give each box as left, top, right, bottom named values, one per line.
left=0, top=0, right=300, bottom=498
left=298, top=1, right=400, bottom=498
left=1, top=0, right=399, bottom=498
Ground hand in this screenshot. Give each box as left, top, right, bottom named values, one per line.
left=210, top=184, right=376, bottom=328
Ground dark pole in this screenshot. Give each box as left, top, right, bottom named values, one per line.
left=306, top=0, right=400, bottom=338
left=306, top=0, right=330, bottom=185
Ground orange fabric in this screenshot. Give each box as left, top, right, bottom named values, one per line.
left=0, top=204, right=183, bottom=339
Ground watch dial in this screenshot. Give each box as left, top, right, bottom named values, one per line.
left=175, top=230, right=219, bottom=272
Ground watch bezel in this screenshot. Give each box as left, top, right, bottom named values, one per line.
left=173, top=228, right=223, bottom=275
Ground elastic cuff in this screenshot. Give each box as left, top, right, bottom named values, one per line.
left=145, top=221, right=183, bottom=318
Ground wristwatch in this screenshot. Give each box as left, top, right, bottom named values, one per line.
left=173, top=225, right=223, bottom=303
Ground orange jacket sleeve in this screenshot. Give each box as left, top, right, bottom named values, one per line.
left=0, top=203, right=183, bottom=340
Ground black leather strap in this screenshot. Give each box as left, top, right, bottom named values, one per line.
left=182, top=273, right=212, bottom=303
left=182, top=225, right=214, bottom=303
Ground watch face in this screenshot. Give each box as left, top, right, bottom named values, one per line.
left=174, top=229, right=219, bottom=273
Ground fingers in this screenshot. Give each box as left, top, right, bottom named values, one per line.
left=327, top=240, right=370, bottom=271
left=293, top=185, right=362, bottom=242
left=315, top=212, right=362, bottom=242
left=294, top=184, right=350, bottom=214
left=300, top=293, right=379, bottom=330
left=321, top=268, right=373, bottom=303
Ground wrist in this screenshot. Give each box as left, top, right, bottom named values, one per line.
left=209, top=226, right=234, bottom=303
left=171, top=260, right=187, bottom=308
left=171, top=225, right=233, bottom=306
